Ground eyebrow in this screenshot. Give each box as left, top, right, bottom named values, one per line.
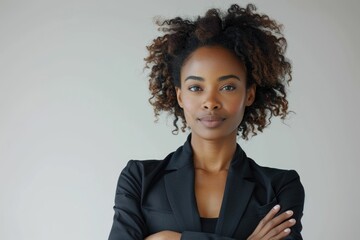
left=184, top=74, right=241, bottom=81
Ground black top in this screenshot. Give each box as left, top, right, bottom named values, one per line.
left=200, top=217, right=218, bottom=233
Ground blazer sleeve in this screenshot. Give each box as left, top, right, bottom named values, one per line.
left=275, top=169, right=305, bottom=240
left=108, top=160, right=148, bottom=240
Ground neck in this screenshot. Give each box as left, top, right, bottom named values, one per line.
left=190, top=132, right=238, bottom=173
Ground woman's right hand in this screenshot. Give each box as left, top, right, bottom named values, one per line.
left=247, top=205, right=296, bottom=240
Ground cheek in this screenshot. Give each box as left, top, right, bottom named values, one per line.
left=227, top=97, right=247, bottom=115
left=182, top=101, right=195, bottom=115
left=180, top=97, right=197, bottom=120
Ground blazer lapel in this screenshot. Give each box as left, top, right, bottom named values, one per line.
left=216, top=146, right=255, bottom=237
left=164, top=136, right=201, bottom=231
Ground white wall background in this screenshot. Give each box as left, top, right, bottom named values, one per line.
left=0, top=0, right=359, bottom=239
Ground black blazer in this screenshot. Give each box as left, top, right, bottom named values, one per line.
left=108, top=135, right=305, bottom=240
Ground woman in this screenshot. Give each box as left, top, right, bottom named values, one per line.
left=109, top=4, right=304, bottom=240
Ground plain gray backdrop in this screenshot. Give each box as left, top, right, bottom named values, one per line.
left=0, top=0, right=359, bottom=239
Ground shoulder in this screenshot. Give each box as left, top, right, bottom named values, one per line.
left=118, top=151, right=175, bottom=183
left=123, top=153, right=174, bottom=175
left=247, top=157, right=301, bottom=180
left=246, top=157, right=305, bottom=198
left=115, top=153, right=174, bottom=197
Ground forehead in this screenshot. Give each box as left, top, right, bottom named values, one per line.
left=180, top=46, right=246, bottom=77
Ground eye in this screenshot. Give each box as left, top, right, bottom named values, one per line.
left=188, top=85, right=202, bottom=92
left=221, top=85, right=236, bottom=91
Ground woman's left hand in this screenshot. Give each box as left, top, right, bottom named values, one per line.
left=145, top=230, right=181, bottom=240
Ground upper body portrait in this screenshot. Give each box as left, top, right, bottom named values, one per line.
left=108, top=4, right=305, bottom=240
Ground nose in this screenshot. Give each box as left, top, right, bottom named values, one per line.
left=202, top=91, right=221, bottom=110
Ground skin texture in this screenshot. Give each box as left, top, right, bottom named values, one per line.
left=145, top=46, right=295, bottom=240
left=176, top=46, right=255, bottom=144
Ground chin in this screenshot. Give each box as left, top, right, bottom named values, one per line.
left=191, top=128, right=238, bottom=141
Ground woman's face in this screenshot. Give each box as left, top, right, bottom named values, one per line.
left=176, top=45, right=256, bottom=141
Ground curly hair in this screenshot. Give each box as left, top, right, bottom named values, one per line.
left=145, top=4, right=292, bottom=139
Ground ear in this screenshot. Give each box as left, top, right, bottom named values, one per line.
left=175, top=87, right=184, bottom=108
left=245, top=84, right=256, bottom=107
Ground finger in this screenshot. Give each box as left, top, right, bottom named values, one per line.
left=264, top=218, right=296, bottom=240
left=256, top=210, right=294, bottom=238
left=250, top=204, right=281, bottom=237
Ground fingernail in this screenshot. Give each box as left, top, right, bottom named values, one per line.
left=284, top=228, right=291, bottom=233
left=273, top=205, right=280, bottom=210
left=286, top=210, right=293, bottom=215
left=289, top=219, right=296, bottom=223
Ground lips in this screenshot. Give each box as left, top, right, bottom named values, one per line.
left=198, top=114, right=225, bottom=128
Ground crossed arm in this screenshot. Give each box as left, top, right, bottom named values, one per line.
left=145, top=205, right=296, bottom=240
